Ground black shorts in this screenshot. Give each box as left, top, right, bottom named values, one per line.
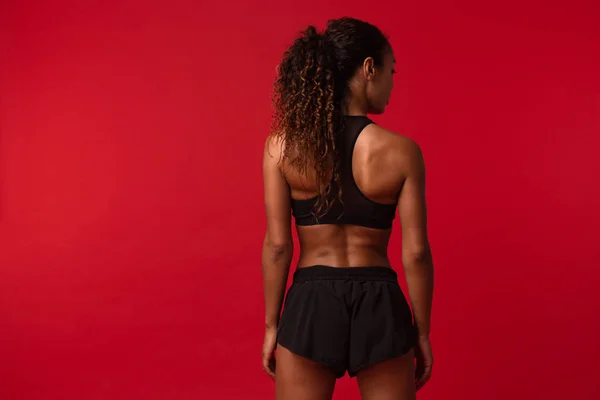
left=276, top=265, right=416, bottom=378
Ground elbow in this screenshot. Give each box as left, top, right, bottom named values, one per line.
left=402, top=244, right=432, bottom=269
left=264, top=240, right=293, bottom=261
left=267, top=242, right=293, bottom=254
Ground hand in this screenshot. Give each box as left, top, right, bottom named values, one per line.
left=262, top=326, right=278, bottom=379
left=415, top=335, right=433, bottom=390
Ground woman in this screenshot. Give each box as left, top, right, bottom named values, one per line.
left=261, top=17, right=434, bottom=400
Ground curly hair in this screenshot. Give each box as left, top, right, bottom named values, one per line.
left=271, top=17, right=390, bottom=219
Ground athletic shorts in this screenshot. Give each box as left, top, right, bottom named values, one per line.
left=276, top=265, right=416, bottom=378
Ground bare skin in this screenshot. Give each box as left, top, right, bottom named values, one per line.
left=262, top=48, right=434, bottom=399
left=285, top=122, right=412, bottom=269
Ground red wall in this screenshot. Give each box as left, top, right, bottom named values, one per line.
left=1, top=1, right=599, bottom=399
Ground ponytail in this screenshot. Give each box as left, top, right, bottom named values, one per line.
left=271, top=25, right=346, bottom=218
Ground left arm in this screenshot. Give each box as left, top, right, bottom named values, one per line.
left=262, top=134, right=294, bottom=331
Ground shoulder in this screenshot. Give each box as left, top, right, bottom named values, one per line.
left=263, top=133, right=286, bottom=165
left=364, top=124, right=424, bottom=170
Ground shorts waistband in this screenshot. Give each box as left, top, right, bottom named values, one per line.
left=293, top=265, right=398, bottom=283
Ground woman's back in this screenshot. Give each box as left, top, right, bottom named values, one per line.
left=277, top=115, right=422, bottom=268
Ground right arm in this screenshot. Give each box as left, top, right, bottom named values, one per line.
left=396, top=138, right=434, bottom=388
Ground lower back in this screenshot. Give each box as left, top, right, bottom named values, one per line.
left=296, top=224, right=393, bottom=268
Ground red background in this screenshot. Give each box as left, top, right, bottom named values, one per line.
left=1, top=1, right=599, bottom=399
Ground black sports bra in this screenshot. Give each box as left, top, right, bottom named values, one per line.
left=291, top=116, right=397, bottom=229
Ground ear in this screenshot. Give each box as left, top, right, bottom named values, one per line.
left=362, top=57, right=376, bottom=81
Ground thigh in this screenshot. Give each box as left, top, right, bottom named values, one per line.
left=275, top=344, right=337, bottom=400
left=356, top=349, right=416, bottom=400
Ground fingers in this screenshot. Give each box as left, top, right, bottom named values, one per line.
left=415, top=363, right=432, bottom=391
left=262, top=354, right=276, bottom=380
left=415, top=354, right=433, bottom=391
left=415, top=336, right=433, bottom=391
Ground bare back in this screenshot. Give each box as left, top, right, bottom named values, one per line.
left=280, top=123, right=420, bottom=268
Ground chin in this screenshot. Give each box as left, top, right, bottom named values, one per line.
left=368, top=106, right=386, bottom=115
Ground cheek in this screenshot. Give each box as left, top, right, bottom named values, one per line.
left=366, top=84, right=379, bottom=101
left=379, top=79, right=393, bottom=100
left=367, top=79, right=392, bottom=106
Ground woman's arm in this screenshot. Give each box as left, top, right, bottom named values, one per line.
left=397, top=138, right=434, bottom=337
left=262, top=135, right=294, bottom=331
left=396, top=138, right=434, bottom=389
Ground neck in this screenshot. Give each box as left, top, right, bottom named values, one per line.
left=345, top=87, right=369, bottom=116
left=345, top=102, right=369, bottom=117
